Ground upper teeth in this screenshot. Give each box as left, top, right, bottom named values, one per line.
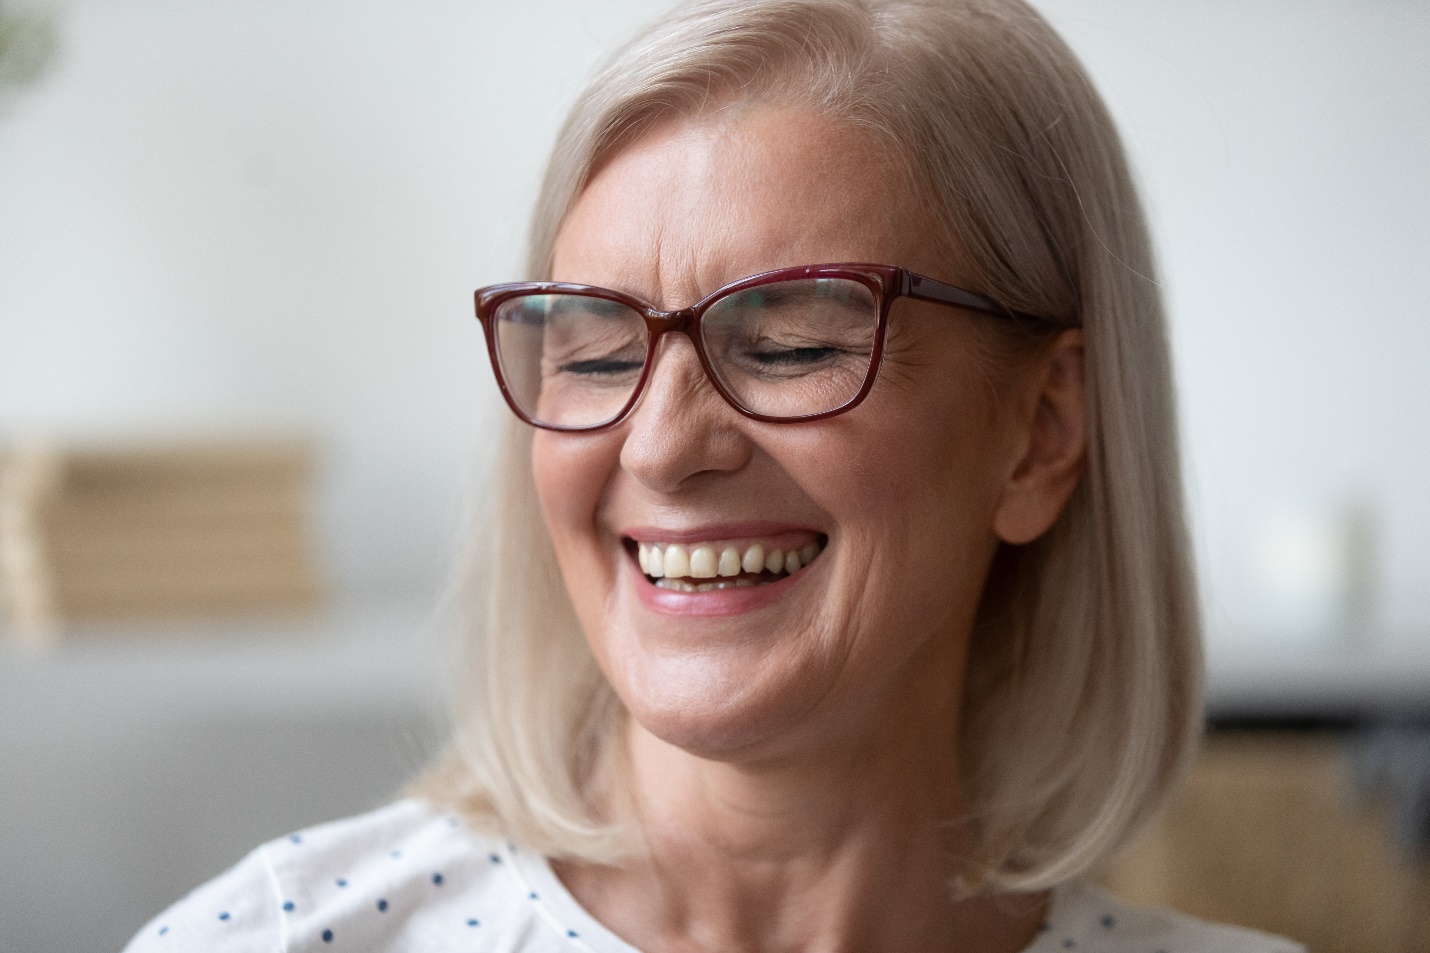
left=638, top=539, right=823, bottom=580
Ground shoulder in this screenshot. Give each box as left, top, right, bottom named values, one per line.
left=121, top=839, right=281, bottom=953
left=122, top=799, right=561, bottom=953
left=1029, top=880, right=1304, bottom=953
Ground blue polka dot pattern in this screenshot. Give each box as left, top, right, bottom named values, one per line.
left=125, top=801, right=1269, bottom=953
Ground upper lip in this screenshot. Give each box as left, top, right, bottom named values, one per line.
left=620, top=520, right=823, bottom=544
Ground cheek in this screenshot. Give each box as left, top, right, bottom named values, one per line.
left=531, top=431, right=622, bottom=589
left=798, top=376, right=1005, bottom=534
left=778, top=363, right=1009, bottom=633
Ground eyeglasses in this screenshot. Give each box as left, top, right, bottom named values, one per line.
left=474, top=263, right=1057, bottom=432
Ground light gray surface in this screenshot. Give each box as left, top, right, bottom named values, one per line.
left=1205, top=637, right=1430, bottom=719
left=0, top=599, right=446, bottom=723
left=0, top=601, right=446, bottom=953
left=2, top=597, right=1428, bottom=952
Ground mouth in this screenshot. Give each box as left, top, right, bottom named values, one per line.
left=625, top=533, right=828, bottom=593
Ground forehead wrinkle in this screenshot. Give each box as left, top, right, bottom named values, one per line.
left=580, top=120, right=716, bottom=311
left=560, top=105, right=924, bottom=310
left=645, top=202, right=713, bottom=312
left=621, top=112, right=765, bottom=302
left=647, top=124, right=734, bottom=311
left=555, top=120, right=686, bottom=301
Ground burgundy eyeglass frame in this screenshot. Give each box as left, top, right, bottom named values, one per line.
left=473, top=262, right=1059, bottom=432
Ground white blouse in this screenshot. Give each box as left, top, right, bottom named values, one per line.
left=122, top=798, right=1302, bottom=953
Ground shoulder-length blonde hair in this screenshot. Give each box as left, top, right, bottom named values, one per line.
left=415, top=0, right=1202, bottom=894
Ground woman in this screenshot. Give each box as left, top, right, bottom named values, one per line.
left=126, top=1, right=1299, bottom=951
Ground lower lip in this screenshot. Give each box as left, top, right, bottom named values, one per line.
left=628, top=554, right=816, bottom=617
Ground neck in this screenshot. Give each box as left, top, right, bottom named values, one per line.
left=555, top=644, right=1047, bottom=953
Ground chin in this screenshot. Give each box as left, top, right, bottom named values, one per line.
left=615, top=653, right=831, bottom=762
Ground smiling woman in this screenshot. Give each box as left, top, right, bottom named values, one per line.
left=122, top=1, right=1300, bottom=952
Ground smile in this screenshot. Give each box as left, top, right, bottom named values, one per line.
left=633, top=536, right=827, bottom=592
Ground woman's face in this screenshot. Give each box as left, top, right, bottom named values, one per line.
left=536, top=105, right=1043, bottom=761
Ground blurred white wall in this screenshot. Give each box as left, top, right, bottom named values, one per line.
left=0, top=0, right=675, bottom=599
left=1035, top=0, right=1430, bottom=652
left=1, top=0, right=1427, bottom=644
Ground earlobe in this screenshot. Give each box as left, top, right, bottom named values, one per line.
left=991, top=330, right=1087, bottom=546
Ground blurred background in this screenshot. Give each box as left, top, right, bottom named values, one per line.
left=0, top=0, right=1426, bottom=950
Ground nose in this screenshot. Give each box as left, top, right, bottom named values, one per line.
left=618, top=332, right=752, bottom=494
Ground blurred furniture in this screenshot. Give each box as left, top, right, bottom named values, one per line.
left=0, top=438, right=321, bottom=645
left=1101, top=731, right=1430, bottom=953
left=1206, top=637, right=1430, bottom=722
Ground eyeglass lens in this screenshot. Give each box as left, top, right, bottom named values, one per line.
left=492, top=277, right=879, bottom=429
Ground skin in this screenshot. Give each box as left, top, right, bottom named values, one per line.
left=531, top=104, right=1087, bottom=953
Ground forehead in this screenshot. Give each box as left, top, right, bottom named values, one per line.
left=551, top=106, right=931, bottom=305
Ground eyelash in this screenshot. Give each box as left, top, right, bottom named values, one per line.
left=561, top=358, right=643, bottom=376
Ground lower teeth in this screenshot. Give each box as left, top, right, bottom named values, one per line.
left=654, top=577, right=765, bottom=592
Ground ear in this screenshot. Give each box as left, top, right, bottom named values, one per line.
left=991, top=329, right=1088, bottom=545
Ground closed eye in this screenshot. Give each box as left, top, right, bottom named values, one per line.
left=748, top=346, right=843, bottom=366
left=560, top=357, right=644, bottom=376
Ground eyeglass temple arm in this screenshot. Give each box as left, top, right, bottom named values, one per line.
left=899, top=270, right=1053, bottom=326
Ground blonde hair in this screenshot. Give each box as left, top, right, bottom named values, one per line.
left=415, top=0, right=1203, bottom=893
